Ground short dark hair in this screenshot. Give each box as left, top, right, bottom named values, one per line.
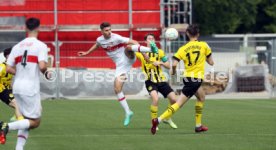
left=144, top=33, right=155, bottom=41
left=186, top=24, right=200, bottom=37
left=26, top=17, right=40, bottom=31
left=3, top=47, right=12, bottom=58
left=100, top=22, right=111, bottom=30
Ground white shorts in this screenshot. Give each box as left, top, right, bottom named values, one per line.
left=115, top=54, right=136, bottom=77
left=14, top=93, right=42, bottom=119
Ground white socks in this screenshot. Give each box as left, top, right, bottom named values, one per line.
left=8, top=119, right=30, bottom=131
left=131, top=45, right=152, bottom=52
left=117, top=92, right=131, bottom=114
left=16, top=129, right=29, bottom=150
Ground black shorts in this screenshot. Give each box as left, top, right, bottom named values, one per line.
left=0, top=89, right=14, bottom=105
left=182, top=77, right=202, bottom=98
left=145, top=80, right=174, bottom=98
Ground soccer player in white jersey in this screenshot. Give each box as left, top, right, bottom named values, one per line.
left=78, top=22, right=158, bottom=126
left=0, top=18, right=49, bottom=150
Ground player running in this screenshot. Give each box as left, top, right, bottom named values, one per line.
left=136, top=33, right=178, bottom=129
left=0, top=17, right=49, bottom=150
left=78, top=22, right=158, bottom=126
left=150, top=24, right=214, bottom=134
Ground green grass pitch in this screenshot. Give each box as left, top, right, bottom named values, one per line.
left=1, top=99, right=276, bottom=150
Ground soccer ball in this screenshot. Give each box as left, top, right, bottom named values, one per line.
left=165, top=28, right=178, bottom=40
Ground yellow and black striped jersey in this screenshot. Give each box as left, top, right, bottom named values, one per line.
left=136, top=49, right=168, bottom=83
left=0, top=63, right=13, bottom=92
left=173, top=41, right=212, bottom=79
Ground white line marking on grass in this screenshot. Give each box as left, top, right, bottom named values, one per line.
left=28, top=133, right=276, bottom=138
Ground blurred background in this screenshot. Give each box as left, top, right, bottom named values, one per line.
left=0, top=0, right=275, bottom=99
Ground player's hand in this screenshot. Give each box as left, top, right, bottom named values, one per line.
left=153, top=61, right=161, bottom=67
left=78, top=51, right=87, bottom=56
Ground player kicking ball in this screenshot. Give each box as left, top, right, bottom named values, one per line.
left=78, top=22, right=158, bottom=126
left=150, top=24, right=214, bottom=134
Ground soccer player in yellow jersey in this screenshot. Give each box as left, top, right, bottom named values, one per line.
left=0, top=48, right=23, bottom=121
left=151, top=24, right=214, bottom=134
left=136, top=33, right=178, bottom=129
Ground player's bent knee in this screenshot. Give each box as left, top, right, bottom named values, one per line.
left=125, top=45, right=133, bottom=51
left=29, top=119, right=41, bottom=129
left=114, top=89, right=121, bottom=94
left=124, top=50, right=135, bottom=59
left=197, top=95, right=205, bottom=102
left=114, top=86, right=123, bottom=94
left=167, top=92, right=177, bottom=103
left=151, top=95, right=158, bottom=103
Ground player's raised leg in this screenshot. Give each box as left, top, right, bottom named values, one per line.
left=114, top=74, right=133, bottom=126
left=151, top=93, right=188, bottom=135
left=0, top=119, right=29, bottom=145
left=125, top=42, right=158, bottom=54
left=0, top=118, right=40, bottom=145
left=163, top=92, right=178, bottom=129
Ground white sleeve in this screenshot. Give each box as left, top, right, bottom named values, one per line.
left=96, top=38, right=101, bottom=47
left=116, top=34, right=129, bottom=44
left=38, top=44, right=48, bottom=63
left=6, top=47, right=16, bottom=67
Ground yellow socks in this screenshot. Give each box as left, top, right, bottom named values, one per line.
left=160, top=103, right=180, bottom=120
left=195, top=101, right=204, bottom=127
left=17, top=116, right=24, bottom=120
left=150, top=105, right=158, bottom=119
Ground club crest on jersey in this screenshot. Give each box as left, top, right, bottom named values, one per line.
left=9, top=93, right=14, bottom=98
left=148, top=86, right=153, bottom=91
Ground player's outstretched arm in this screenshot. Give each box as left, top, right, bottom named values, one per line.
left=78, top=43, right=99, bottom=56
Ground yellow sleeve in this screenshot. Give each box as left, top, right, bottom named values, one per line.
left=204, top=42, right=212, bottom=57
left=159, top=49, right=165, bottom=58
left=135, top=52, right=143, bottom=61
left=0, top=64, right=5, bottom=77
left=173, top=47, right=184, bottom=61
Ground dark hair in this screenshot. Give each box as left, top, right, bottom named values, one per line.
left=3, top=47, right=12, bottom=58
left=100, top=22, right=111, bottom=30
left=186, top=24, right=200, bottom=37
left=144, top=33, right=155, bottom=41
left=26, top=17, right=40, bottom=31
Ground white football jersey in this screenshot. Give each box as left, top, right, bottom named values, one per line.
left=96, top=33, right=129, bottom=66
left=7, top=37, right=48, bottom=96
